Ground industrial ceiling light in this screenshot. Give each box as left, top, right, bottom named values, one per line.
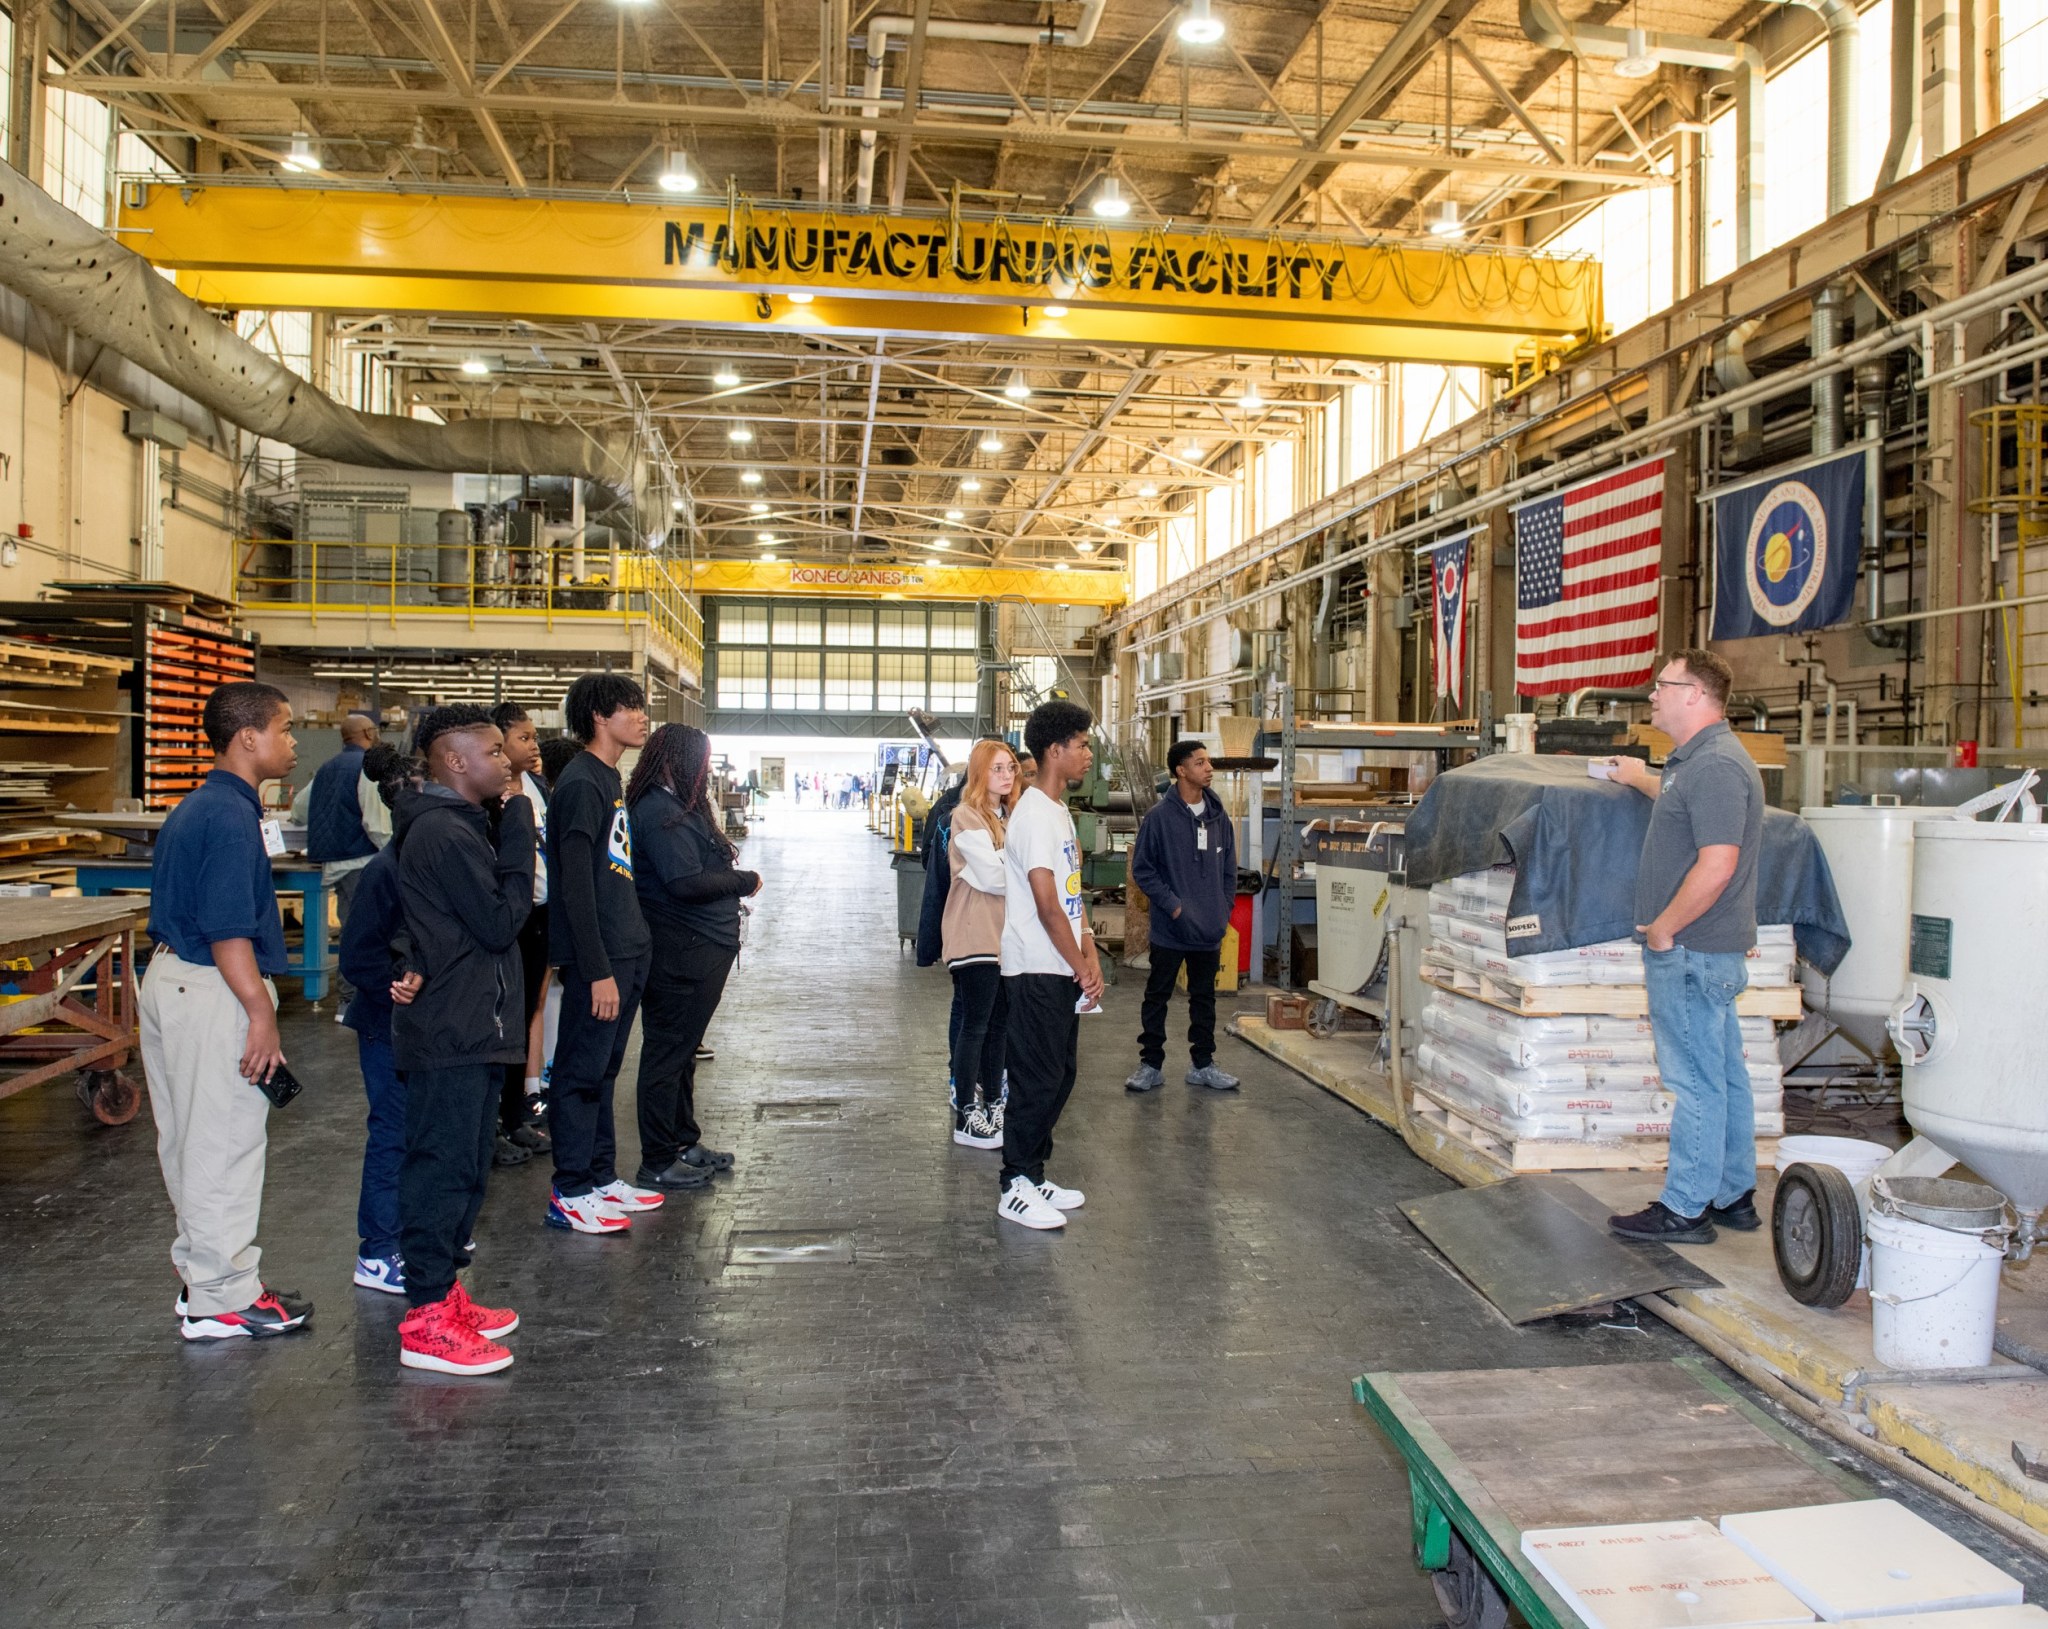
left=787, top=290, right=815, bottom=305
left=749, top=501, right=769, bottom=513
left=1003, top=372, right=1032, bottom=400
left=728, top=424, right=755, bottom=443
left=1615, top=27, right=1659, bottom=78
left=979, top=433, right=1005, bottom=453
left=1138, top=482, right=1158, bottom=498
left=931, top=537, right=952, bottom=550
left=1054, top=561, right=1071, bottom=572
left=1181, top=439, right=1203, bottom=460
left=1426, top=200, right=1466, bottom=239
left=756, top=531, right=777, bottom=543
left=657, top=148, right=698, bottom=193
left=1176, top=0, right=1225, bottom=45
left=460, top=356, right=491, bottom=376
left=740, top=469, right=763, bottom=485
left=1042, top=304, right=1071, bottom=318
left=1090, top=178, right=1131, bottom=220
left=671, top=497, right=687, bottom=512
left=760, top=550, right=778, bottom=561
left=713, top=365, right=740, bottom=387
left=945, top=508, right=965, bottom=521
left=283, top=132, right=321, bottom=172
left=1075, top=539, right=1095, bottom=553
left=961, top=477, right=983, bottom=493
left=1237, top=382, right=1263, bottom=411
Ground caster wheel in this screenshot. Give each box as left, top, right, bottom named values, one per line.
left=1431, top=1532, right=1509, bottom=1629
left=1773, top=1161, right=1862, bottom=1308
left=82, top=1069, right=142, bottom=1126
left=1307, top=997, right=1343, bottom=1040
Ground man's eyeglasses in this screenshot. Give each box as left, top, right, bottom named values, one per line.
left=1651, top=678, right=1700, bottom=694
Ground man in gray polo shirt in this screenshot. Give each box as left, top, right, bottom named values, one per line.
left=1603, top=648, right=1766, bottom=1245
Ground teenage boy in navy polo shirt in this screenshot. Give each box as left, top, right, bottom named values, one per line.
left=142, top=680, right=312, bottom=1340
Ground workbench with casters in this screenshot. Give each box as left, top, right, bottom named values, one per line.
left=0, top=897, right=150, bottom=1125
left=1355, top=1356, right=1872, bottom=1629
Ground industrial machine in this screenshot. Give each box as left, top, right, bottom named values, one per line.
left=1302, top=819, right=1423, bottom=1038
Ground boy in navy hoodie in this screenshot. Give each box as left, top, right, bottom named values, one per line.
left=1126, top=740, right=1239, bottom=1093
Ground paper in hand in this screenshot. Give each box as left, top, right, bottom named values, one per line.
left=1586, top=759, right=1621, bottom=782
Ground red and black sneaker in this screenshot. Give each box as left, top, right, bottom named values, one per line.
left=180, top=1287, right=313, bottom=1341
left=446, top=1281, right=519, bottom=1340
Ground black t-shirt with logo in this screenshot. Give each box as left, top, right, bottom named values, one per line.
left=547, top=749, right=653, bottom=979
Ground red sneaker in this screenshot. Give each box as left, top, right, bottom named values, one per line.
left=446, top=1280, right=519, bottom=1339
left=398, top=1297, right=513, bottom=1375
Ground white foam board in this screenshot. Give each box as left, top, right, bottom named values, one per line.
left=1834, top=1609, right=2048, bottom=1629
left=1521, top=1519, right=1818, bottom=1629
left=1719, top=1500, right=2025, bottom=1621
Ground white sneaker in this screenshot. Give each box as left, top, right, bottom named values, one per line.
left=997, top=1175, right=1066, bottom=1230
left=593, top=1178, right=664, bottom=1213
left=1037, top=1178, right=1085, bottom=1211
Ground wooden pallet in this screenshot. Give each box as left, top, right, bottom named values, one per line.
left=1406, top=1081, right=1783, bottom=1177
left=1421, top=968, right=1801, bottom=1021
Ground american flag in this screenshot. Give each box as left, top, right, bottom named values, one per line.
left=1514, top=456, right=1668, bottom=696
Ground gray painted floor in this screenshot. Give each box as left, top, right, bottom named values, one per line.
left=1, top=808, right=2030, bottom=1626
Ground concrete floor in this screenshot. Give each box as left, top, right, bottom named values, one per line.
left=0, top=809, right=2014, bottom=1627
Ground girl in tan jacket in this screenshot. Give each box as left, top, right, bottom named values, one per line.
left=941, top=739, right=1020, bottom=1148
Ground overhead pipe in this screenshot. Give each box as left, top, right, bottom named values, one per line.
left=1775, top=0, right=1860, bottom=215
left=1877, top=0, right=1922, bottom=186
left=1812, top=282, right=1849, bottom=453
left=1520, top=0, right=1765, bottom=262
left=855, top=0, right=1107, bottom=207
left=0, top=160, right=648, bottom=517
left=1714, top=316, right=1766, bottom=460
left=1566, top=684, right=1770, bottom=730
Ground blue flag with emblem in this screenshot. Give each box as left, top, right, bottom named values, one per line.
left=1709, top=446, right=1869, bottom=639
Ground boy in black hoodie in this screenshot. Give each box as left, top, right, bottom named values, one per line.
left=544, top=672, right=659, bottom=1234
left=391, top=704, right=535, bottom=1375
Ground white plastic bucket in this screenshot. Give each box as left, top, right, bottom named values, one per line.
left=1774, top=1135, right=1892, bottom=1184
left=1867, top=1207, right=2006, bottom=1369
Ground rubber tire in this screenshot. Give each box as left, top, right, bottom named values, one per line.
left=1772, top=1161, right=1862, bottom=1308
left=1431, top=1532, right=1510, bottom=1629
left=1308, top=997, right=1343, bottom=1039
left=83, top=1069, right=141, bottom=1126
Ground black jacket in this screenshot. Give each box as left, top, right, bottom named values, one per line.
left=391, top=784, right=536, bottom=1071
left=339, top=847, right=405, bottom=1046
left=1131, top=786, right=1236, bottom=953
left=914, top=783, right=963, bottom=968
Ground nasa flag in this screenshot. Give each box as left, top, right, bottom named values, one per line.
left=1429, top=531, right=1474, bottom=707
left=1709, top=447, right=1868, bottom=640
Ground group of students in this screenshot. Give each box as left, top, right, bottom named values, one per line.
left=140, top=672, right=759, bottom=1375
left=925, top=702, right=1243, bottom=1230
left=792, top=771, right=870, bottom=809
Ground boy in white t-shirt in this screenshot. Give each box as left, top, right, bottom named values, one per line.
left=996, top=700, right=1104, bottom=1230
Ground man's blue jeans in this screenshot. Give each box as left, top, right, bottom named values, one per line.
left=355, top=1033, right=406, bottom=1257
left=1645, top=945, right=1755, bottom=1218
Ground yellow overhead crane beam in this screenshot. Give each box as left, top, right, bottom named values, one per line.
left=119, top=187, right=1603, bottom=367
left=688, top=560, right=1125, bottom=607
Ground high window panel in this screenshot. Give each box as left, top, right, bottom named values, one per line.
left=930, top=652, right=978, bottom=712
left=770, top=648, right=822, bottom=709
left=878, top=606, right=921, bottom=647
left=716, top=648, right=769, bottom=709
left=1543, top=170, right=1675, bottom=336
left=719, top=601, right=768, bottom=644
left=825, top=605, right=875, bottom=645
left=0, top=14, right=12, bottom=156
left=44, top=63, right=112, bottom=228
left=772, top=604, right=822, bottom=645
left=931, top=607, right=977, bottom=649
left=1202, top=481, right=1235, bottom=562
left=1320, top=399, right=1343, bottom=498
left=1134, top=531, right=1160, bottom=599
left=2005, top=0, right=2048, bottom=117
left=824, top=650, right=873, bottom=711
left=1164, top=512, right=1198, bottom=584
left=877, top=651, right=926, bottom=710
left=1348, top=379, right=1384, bottom=481
left=1261, top=439, right=1297, bottom=529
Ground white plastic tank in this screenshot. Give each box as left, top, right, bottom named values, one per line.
left=1888, top=820, right=2048, bottom=1220
left=1799, top=804, right=1953, bottom=1054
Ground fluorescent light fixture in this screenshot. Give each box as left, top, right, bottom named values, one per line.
left=961, top=477, right=983, bottom=493
left=740, top=469, right=763, bottom=486
left=757, top=531, right=776, bottom=543
left=1042, top=304, right=1070, bottom=318
left=1176, top=0, right=1225, bottom=44
left=1615, top=27, right=1658, bottom=77
left=728, top=424, right=754, bottom=443
left=713, top=366, right=740, bottom=387
left=749, top=501, right=769, bottom=513
left=1003, top=373, right=1032, bottom=400
left=931, top=537, right=951, bottom=550
left=657, top=148, right=698, bottom=192
left=1075, top=540, right=1095, bottom=553
left=945, top=508, right=965, bottom=521
left=979, top=433, right=1005, bottom=453
left=460, top=356, right=490, bottom=376
left=283, top=132, right=321, bottom=172
left=1090, top=178, right=1131, bottom=220
left=787, top=290, right=815, bottom=305
left=1138, top=482, right=1158, bottom=498
left=1426, top=200, right=1466, bottom=239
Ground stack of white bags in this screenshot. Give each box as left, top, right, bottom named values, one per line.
left=1415, top=865, right=1787, bottom=1148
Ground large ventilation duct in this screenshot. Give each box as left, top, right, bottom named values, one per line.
left=1520, top=0, right=1765, bottom=264
left=0, top=160, right=647, bottom=517
left=1878, top=0, right=1922, bottom=186
left=854, top=0, right=1107, bottom=208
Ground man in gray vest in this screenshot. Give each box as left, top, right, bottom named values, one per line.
left=1604, top=648, right=1766, bottom=1245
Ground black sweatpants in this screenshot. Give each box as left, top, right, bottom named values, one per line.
left=399, top=1063, right=497, bottom=1308
left=1139, top=946, right=1221, bottom=1070
left=501, top=911, right=550, bottom=1133
left=1000, top=972, right=1080, bottom=1190
left=949, top=962, right=1008, bottom=1112
left=549, top=953, right=649, bottom=1197
left=635, top=934, right=738, bottom=1173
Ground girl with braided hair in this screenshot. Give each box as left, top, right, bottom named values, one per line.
left=625, top=723, right=761, bottom=1191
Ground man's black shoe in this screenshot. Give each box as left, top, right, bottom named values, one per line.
left=635, top=1161, right=714, bottom=1191
left=678, top=1143, right=735, bottom=1172
left=509, top=1122, right=551, bottom=1154
left=493, top=1133, right=533, bottom=1168
left=1608, top=1200, right=1717, bottom=1245
left=1709, top=1190, right=1762, bottom=1231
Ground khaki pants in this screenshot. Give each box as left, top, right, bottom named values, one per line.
left=139, top=949, right=276, bottom=1316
